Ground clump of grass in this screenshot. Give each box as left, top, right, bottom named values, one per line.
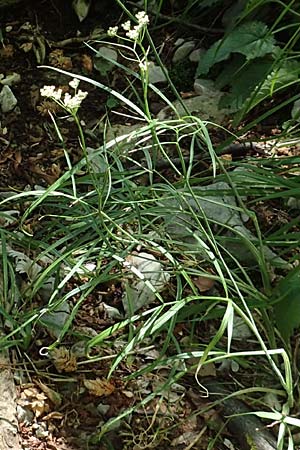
left=1, top=2, right=300, bottom=448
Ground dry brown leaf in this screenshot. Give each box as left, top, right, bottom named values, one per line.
left=42, top=411, right=64, bottom=421
left=28, top=163, right=61, bottom=185
left=197, top=363, right=216, bottom=377
left=18, top=387, right=49, bottom=418
left=84, top=378, right=115, bottom=397
left=121, top=390, right=134, bottom=398
left=15, top=150, right=22, bottom=165
left=220, top=153, right=232, bottom=161
left=37, top=100, right=60, bottom=116
left=50, top=347, right=78, bottom=373
left=48, top=49, right=72, bottom=70
left=35, top=380, right=62, bottom=407
left=81, top=53, right=93, bottom=73
left=181, top=91, right=195, bottom=99
left=193, top=276, right=214, bottom=292
left=20, top=42, right=33, bottom=53
left=0, top=44, right=14, bottom=58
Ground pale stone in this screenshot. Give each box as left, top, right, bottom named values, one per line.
left=194, top=78, right=216, bottom=95
left=148, top=62, right=168, bottom=84
left=0, top=85, right=17, bottom=112
left=174, top=38, right=185, bottom=47
left=157, top=92, right=229, bottom=124
left=160, top=182, right=289, bottom=269
left=172, top=41, right=195, bottom=63
left=189, top=48, right=205, bottom=63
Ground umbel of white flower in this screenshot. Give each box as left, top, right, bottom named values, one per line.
left=40, top=79, right=88, bottom=113
left=107, top=10, right=149, bottom=40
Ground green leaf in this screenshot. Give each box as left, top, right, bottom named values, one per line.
left=218, top=57, right=272, bottom=110
left=72, top=0, right=91, bottom=22
left=248, top=60, right=300, bottom=106
left=197, top=21, right=275, bottom=75
left=198, top=0, right=223, bottom=7
left=233, top=59, right=300, bottom=119
left=273, top=268, right=300, bottom=343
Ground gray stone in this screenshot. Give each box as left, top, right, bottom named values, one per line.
left=172, top=41, right=195, bottom=63
left=159, top=182, right=289, bottom=268
left=39, top=300, right=70, bottom=338
left=287, top=197, right=300, bottom=209
left=16, top=405, right=34, bottom=425
left=105, top=123, right=143, bottom=149
left=194, top=78, right=216, bottom=95
left=174, top=38, right=185, bottom=47
left=0, top=85, right=17, bottom=112
left=189, top=48, right=205, bottom=63
left=148, top=62, right=168, bottom=84
left=87, top=147, right=108, bottom=173
left=157, top=91, right=230, bottom=123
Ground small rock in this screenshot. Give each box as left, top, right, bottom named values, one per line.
left=71, top=340, right=87, bottom=357
left=34, top=422, right=48, bottom=439
left=189, top=48, right=204, bottom=63
left=105, top=123, right=143, bottom=149
left=173, top=41, right=195, bottom=63
left=97, top=403, right=110, bottom=415
left=193, top=78, right=216, bottom=95
left=0, top=85, right=17, bottom=112
left=232, top=316, right=252, bottom=339
left=157, top=92, right=229, bottom=123
left=148, top=62, right=168, bottom=84
left=174, top=38, right=185, bottom=47
left=16, top=405, right=34, bottom=425
left=39, top=300, right=70, bottom=338
left=287, top=197, right=300, bottom=209
left=87, top=147, right=108, bottom=173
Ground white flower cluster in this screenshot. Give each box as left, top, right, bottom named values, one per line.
left=40, top=78, right=88, bottom=113
left=107, top=11, right=149, bottom=40
left=40, top=85, right=62, bottom=100
left=107, top=26, right=118, bottom=37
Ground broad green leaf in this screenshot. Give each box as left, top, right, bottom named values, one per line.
left=197, top=21, right=275, bottom=75
left=218, top=58, right=272, bottom=111
left=248, top=60, right=300, bottom=106
left=218, top=56, right=300, bottom=114
left=273, top=268, right=300, bottom=343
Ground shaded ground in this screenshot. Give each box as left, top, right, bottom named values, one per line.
left=0, top=0, right=121, bottom=188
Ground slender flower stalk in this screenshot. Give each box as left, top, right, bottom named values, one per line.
left=106, top=11, right=151, bottom=119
